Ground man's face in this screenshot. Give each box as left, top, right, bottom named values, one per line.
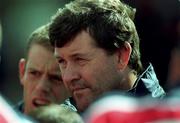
left=19, top=44, right=69, bottom=114
left=55, top=31, right=123, bottom=112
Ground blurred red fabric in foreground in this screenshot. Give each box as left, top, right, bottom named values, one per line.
left=84, top=91, right=180, bottom=123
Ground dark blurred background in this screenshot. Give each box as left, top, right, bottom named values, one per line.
left=0, top=0, right=180, bottom=104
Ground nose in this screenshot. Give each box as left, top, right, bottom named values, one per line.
left=35, top=76, right=51, bottom=93
left=62, top=63, right=80, bottom=86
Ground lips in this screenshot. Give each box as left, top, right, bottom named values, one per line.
left=71, top=87, right=84, bottom=92
left=32, top=98, right=50, bottom=107
left=71, top=87, right=88, bottom=96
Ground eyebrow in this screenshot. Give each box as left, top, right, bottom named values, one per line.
left=71, top=53, right=89, bottom=58
left=54, top=52, right=91, bottom=60
left=27, top=67, right=39, bottom=71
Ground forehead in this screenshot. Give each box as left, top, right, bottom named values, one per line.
left=27, top=44, right=60, bottom=73
left=55, top=30, right=97, bottom=57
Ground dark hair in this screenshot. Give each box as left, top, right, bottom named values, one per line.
left=49, top=0, right=142, bottom=73
left=26, top=24, right=53, bottom=59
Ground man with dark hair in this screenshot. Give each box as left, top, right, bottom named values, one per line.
left=17, top=24, right=74, bottom=114
left=49, top=0, right=165, bottom=113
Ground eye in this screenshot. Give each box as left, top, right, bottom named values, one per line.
left=49, top=75, right=63, bottom=85
left=58, top=59, right=65, bottom=64
left=58, top=59, right=67, bottom=68
left=75, top=57, right=88, bottom=65
left=28, top=70, right=41, bottom=80
left=29, top=70, right=40, bottom=77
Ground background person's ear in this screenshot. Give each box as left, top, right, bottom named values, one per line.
left=117, top=41, right=132, bottom=70
left=19, top=58, right=26, bottom=85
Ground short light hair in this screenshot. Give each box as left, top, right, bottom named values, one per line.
left=26, top=24, right=53, bottom=59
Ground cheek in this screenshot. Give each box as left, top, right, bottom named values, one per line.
left=80, top=65, right=105, bottom=89
left=81, top=67, right=94, bottom=82
left=86, top=61, right=118, bottom=88
left=23, top=80, right=33, bottom=93
left=62, top=80, right=70, bottom=93
left=24, top=84, right=35, bottom=101
left=23, top=81, right=35, bottom=106
left=23, top=77, right=37, bottom=97
left=52, top=85, right=69, bottom=100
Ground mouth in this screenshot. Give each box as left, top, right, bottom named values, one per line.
left=32, top=98, right=50, bottom=107
left=72, top=87, right=88, bottom=95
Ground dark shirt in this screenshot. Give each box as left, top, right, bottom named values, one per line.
left=128, top=63, right=166, bottom=98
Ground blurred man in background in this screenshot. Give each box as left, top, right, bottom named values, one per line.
left=16, top=24, right=73, bottom=114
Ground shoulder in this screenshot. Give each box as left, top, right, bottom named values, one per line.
left=129, top=63, right=166, bottom=98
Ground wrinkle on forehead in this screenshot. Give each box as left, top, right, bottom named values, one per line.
left=27, top=45, right=61, bottom=75
left=54, top=30, right=97, bottom=58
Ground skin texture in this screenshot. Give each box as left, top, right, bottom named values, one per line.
left=19, top=44, right=69, bottom=114
left=54, top=30, right=131, bottom=112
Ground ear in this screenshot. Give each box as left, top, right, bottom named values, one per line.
left=19, top=58, right=26, bottom=85
left=117, top=41, right=132, bottom=70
